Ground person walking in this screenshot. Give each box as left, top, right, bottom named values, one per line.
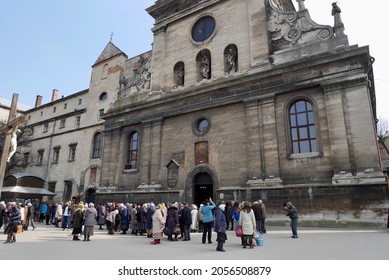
left=214, top=202, right=227, bottom=252
left=239, top=201, right=256, bottom=249
left=83, top=203, right=97, bottom=241
left=285, top=201, right=298, bottom=238
left=201, top=198, right=216, bottom=244
left=150, top=204, right=165, bottom=245
left=26, top=203, right=36, bottom=231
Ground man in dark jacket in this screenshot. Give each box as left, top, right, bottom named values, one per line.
left=180, top=203, right=192, bottom=241
left=285, top=201, right=298, bottom=238
left=252, top=200, right=262, bottom=233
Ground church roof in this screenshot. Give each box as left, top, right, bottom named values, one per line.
left=92, top=41, right=128, bottom=66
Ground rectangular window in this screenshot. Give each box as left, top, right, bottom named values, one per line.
left=53, top=147, right=60, bottom=164
left=23, top=152, right=30, bottom=165
left=59, top=118, right=66, bottom=128
left=98, top=109, right=104, bottom=120
left=79, top=98, right=82, bottom=105
left=53, top=107, right=56, bottom=113
left=63, top=182, right=73, bottom=202
left=64, top=103, right=67, bottom=109
left=37, top=149, right=44, bottom=165
left=75, top=116, right=81, bottom=128
left=68, top=144, right=77, bottom=162
left=43, top=123, right=49, bottom=133
left=48, top=182, right=56, bottom=194
left=195, top=141, right=209, bottom=164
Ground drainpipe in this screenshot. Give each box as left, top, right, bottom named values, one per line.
left=43, top=119, right=56, bottom=193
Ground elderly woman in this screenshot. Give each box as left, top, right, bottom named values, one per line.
left=150, top=204, right=164, bottom=245
left=83, top=203, right=97, bottom=241
left=238, top=201, right=256, bottom=249
left=71, top=203, right=84, bottom=241
left=4, top=202, right=21, bottom=244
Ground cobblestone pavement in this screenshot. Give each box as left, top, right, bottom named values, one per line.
left=1, top=224, right=388, bottom=260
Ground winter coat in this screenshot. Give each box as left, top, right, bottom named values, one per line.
left=181, top=206, right=192, bottom=226
left=72, top=209, right=84, bottom=228
left=201, top=201, right=216, bottom=223
left=260, top=203, right=267, bottom=219
left=252, top=203, right=262, bottom=220
left=166, top=207, right=179, bottom=233
left=214, top=208, right=227, bottom=233
left=152, top=208, right=164, bottom=234
left=97, top=205, right=106, bottom=225
left=238, top=208, right=256, bottom=235
left=191, top=209, right=198, bottom=230
left=55, top=204, right=63, bottom=219
left=106, top=210, right=118, bottom=223
left=84, top=207, right=97, bottom=227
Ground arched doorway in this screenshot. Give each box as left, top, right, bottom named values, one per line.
left=193, top=172, right=213, bottom=206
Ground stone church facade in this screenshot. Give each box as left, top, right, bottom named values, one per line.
left=95, top=0, right=388, bottom=226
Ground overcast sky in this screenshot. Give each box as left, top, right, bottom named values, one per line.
left=1, top=0, right=388, bottom=121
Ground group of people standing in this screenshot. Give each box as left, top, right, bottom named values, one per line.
left=0, top=201, right=36, bottom=244
left=2, top=198, right=298, bottom=249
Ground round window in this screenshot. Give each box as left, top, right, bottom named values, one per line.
left=192, top=16, right=216, bottom=42
left=192, top=116, right=211, bottom=136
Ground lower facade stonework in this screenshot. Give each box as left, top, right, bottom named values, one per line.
left=95, top=184, right=389, bottom=228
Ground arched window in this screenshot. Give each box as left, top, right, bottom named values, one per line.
left=127, top=131, right=140, bottom=169
left=92, top=132, right=103, bottom=159
left=289, top=99, right=318, bottom=154
left=99, top=92, right=108, bottom=101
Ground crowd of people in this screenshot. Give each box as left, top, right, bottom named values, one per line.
left=1, top=198, right=299, bottom=250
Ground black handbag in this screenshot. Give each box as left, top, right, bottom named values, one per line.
left=163, top=227, right=171, bottom=235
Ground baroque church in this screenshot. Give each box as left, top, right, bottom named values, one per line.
left=13, top=0, right=388, bottom=226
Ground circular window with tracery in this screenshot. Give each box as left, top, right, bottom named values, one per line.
left=192, top=116, right=211, bottom=136
left=191, top=16, right=216, bottom=43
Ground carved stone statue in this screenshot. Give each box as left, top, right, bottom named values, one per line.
left=7, top=126, right=20, bottom=162
left=225, top=46, right=237, bottom=74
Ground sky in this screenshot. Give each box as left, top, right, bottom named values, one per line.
left=1, top=0, right=388, bottom=121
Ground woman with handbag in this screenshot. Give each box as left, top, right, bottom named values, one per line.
left=4, top=202, right=21, bottom=244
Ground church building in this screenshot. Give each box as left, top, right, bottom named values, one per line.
left=95, top=0, right=388, bottom=225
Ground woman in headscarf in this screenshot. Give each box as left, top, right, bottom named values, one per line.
left=146, top=203, right=155, bottom=238
left=120, top=203, right=130, bottom=234
left=106, top=208, right=119, bottom=235
left=150, top=203, right=165, bottom=245
left=83, top=203, right=97, bottom=241
left=214, top=202, right=227, bottom=252
left=96, top=203, right=106, bottom=230
left=166, top=202, right=179, bottom=241
left=71, top=203, right=84, bottom=241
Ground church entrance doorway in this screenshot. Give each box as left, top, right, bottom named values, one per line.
left=193, top=172, right=213, bottom=206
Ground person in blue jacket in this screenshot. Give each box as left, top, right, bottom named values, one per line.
left=201, top=197, right=215, bottom=244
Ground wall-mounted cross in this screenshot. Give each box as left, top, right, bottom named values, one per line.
left=0, top=93, right=25, bottom=197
